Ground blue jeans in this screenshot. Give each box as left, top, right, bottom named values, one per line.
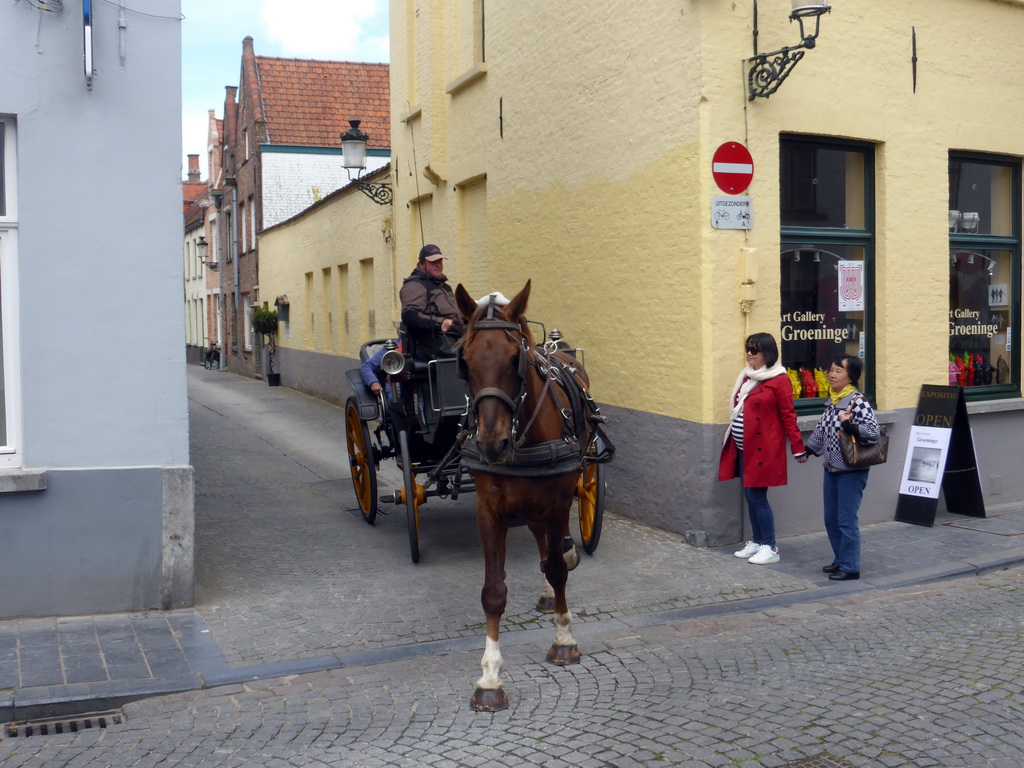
left=739, top=453, right=775, bottom=548
left=823, top=470, right=869, bottom=573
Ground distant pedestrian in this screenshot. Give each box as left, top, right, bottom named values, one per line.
left=719, top=333, right=806, bottom=565
left=801, top=355, right=879, bottom=581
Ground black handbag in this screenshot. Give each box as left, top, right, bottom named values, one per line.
left=836, top=397, right=888, bottom=467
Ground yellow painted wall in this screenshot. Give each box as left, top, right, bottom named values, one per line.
left=391, top=0, right=1024, bottom=424
left=259, top=179, right=397, bottom=359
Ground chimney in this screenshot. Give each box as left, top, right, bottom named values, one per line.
left=187, top=154, right=200, bottom=182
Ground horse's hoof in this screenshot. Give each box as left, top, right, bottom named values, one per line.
left=470, top=687, right=509, bottom=712
left=535, top=596, right=556, bottom=614
left=546, top=644, right=581, bottom=666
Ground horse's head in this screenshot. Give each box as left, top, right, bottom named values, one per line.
left=455, top=280, right=533, bottom=463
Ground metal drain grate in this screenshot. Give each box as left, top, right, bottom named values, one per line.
left=3, top=709, right=123, bottom=738
left=780, top=756, right=855, bottom=768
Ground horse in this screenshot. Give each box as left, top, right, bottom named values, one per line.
left=454, top=280, right=609, bottom=712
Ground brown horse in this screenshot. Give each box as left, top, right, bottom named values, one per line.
left=455, top=280, right=599, bottom=712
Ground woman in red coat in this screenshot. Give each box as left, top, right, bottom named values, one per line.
left=718, top=333, right=806, bottom=565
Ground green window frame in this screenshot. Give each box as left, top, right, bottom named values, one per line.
left=948, top=152, right=1021, bottom=401
left=779, top=136, right=876, bottom=414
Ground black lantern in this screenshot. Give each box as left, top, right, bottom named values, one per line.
left=340, top=119, right=393, bottom=206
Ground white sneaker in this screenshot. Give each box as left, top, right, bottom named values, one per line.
left=733, top=541, right=759, bottom=559
left=748, top=545, right=780, bottom=565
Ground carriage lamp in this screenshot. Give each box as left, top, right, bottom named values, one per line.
left=340, top=120, right=393, bottom=206
left=381, top=348, right=409, bottom=376
left=747, top=0, right=832, bottom=100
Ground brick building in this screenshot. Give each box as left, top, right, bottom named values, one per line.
left=212, top=37, right=389, bottom=377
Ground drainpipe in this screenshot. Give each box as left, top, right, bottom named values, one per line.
left=213, top=190, right=225, bottom=369
left=231, top=186, right=240, bottom=361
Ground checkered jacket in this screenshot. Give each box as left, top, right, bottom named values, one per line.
left=805, top=391, right=880, bottom=472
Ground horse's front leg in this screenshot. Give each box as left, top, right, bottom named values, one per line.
left=542, top=514, right=580, bottom=666
left=471, top=505, right=510, bottom=712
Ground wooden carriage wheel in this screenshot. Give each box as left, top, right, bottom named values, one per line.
left=577, top=460, right=605, bottom=554
left=345, top=398, right=378, bottom=524
left=398, top=429, right=424, bottom=563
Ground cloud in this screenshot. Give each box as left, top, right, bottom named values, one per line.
left=260, top=0, right=388, bottom=61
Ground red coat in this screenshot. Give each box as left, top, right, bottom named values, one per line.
left=718, top=374, right=805, bottom=488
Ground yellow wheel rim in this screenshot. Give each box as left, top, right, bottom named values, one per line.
left=578, top=463, right=598, bottom=544
left=345, top=405, right=374, bottom=515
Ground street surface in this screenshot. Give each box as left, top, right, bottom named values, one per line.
left=1, top=367, right=1022, bottom=767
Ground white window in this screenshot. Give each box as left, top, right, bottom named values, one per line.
left=243, top=294, right=253, bottom=351
left=240, top=203, right=247, bottom=253
left=249, top=195, right=256, bottom=249
left=0, top=117, right=22, bottom=467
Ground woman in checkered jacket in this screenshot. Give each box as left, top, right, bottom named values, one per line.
left=802, top=355, right=880, bottom=582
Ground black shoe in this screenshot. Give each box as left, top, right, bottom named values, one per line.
left=829, top=570, right=860, bottom=581
left=822, top=563, right=841, bottom=574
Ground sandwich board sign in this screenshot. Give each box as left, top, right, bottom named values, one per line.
left=894, top=385, right=985, bottom=527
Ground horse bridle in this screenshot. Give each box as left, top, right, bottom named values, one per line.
left=460, top=297, right=533, bottom=444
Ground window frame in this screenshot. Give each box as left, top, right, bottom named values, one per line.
left=779, top=135, right=876, bottom=413
left=0, top=117, right=22, bottom=466
left=948, top=151, right=1022, bottom=401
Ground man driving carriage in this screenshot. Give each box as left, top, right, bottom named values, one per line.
left=399, top=244, right=464, bottom=361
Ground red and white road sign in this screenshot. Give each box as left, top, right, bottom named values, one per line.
left=712, top=142, right=754, bottom=195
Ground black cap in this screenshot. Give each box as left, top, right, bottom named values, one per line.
left=418, top=244, right=443, bottom=262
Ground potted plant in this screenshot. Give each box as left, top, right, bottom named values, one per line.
left=251, top=307, right=280, bottom=386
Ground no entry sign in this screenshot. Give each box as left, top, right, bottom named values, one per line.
left=712, top=142, right=754, bottom=195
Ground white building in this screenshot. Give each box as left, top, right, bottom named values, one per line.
left=0, top=0, right=192, bottom=617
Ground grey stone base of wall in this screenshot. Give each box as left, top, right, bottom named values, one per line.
left=275, top=346, right=360, bottom=406
left=0, top=466, right=194, bottom=619
left=600, top=402, right=1024, bottom=547
left=269, top=348, right=1024, bottom=548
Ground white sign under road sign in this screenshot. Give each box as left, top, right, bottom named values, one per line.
left=712, top=196, right=753, bottom=230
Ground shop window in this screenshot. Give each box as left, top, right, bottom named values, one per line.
left=948, top=154, right=1020, bottom=398
left=779, top=137, right=874, bottom=410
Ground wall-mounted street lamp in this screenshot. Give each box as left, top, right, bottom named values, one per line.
left=747, top=0, right=832, bottom=100
left=340, top=120, right=393, bottom=206
left=197, top=235, right=217, bottom=271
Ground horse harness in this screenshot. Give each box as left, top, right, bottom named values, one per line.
left=458, top=300, right=614, bottom=477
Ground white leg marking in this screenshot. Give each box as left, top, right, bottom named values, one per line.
left=476, top=636, right=504, bottom=690
left=552, top=610, right=575, bottom=647
left=540, top=577, right=555, bottom=599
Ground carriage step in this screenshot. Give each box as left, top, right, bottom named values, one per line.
left=379, top=493, right=395, bottom=503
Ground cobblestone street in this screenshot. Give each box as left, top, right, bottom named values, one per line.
left=4, top=569, right=1024, bottom=767
left=2, top=368, right=1023, bottom=767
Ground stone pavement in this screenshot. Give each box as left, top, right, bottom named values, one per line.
left=2, top=366, right=1023, bottom=727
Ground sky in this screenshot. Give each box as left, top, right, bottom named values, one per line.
left=181, top=0, right=389, bottom=181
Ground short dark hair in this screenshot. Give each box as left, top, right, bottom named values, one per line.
left=833, top=355, right=862, bottom=386
left=745, top=332, right=779, bottom=368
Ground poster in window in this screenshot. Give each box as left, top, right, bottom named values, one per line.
left=837, top=260, right=864, bottom=312
left=988, top=284, right=1009, bottom=307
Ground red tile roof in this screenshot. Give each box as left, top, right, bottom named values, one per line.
left=254, top=57, right=390, bottom=149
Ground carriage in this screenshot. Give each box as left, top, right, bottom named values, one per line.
left=343, top=319, right=607, bottom=563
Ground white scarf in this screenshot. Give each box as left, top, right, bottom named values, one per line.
left=728, top=363, right=788, bottom=424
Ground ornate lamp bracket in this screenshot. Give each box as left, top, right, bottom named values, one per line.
left=747, top=1, right=831, bottom=101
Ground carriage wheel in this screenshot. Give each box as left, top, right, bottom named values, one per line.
left=398, top=429, right=423, bottom=563
left=345, top=398, right=378, bottom=524
left=577, top=461, right=605, bottom=555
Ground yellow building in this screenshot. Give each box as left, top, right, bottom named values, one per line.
left=379, top=0, right=1024, bottom=545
